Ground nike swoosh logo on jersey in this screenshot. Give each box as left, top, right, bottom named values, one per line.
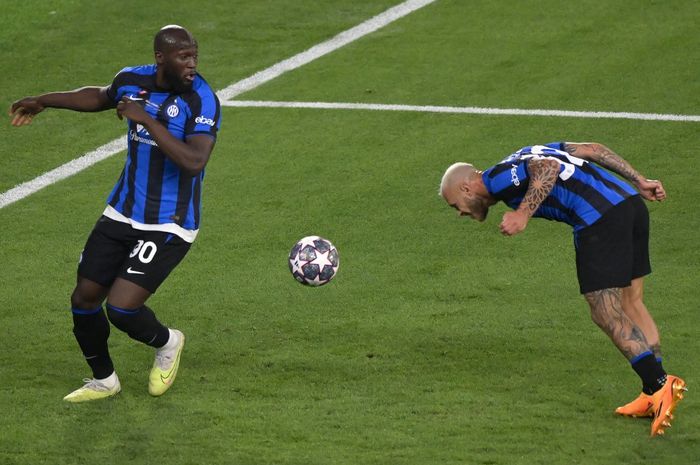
left=126, top=267, right=145, bottom=275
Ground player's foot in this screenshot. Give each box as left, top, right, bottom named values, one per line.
left=615, top=392, right=654, bottom=417
left=650, top=375, right=687, bottom=436
left=63, top=373, right=121, bottom=403
left=148, top=329, right=185, bottom=396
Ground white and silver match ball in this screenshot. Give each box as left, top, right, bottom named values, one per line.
left=288, top=236, right=339, bottom=286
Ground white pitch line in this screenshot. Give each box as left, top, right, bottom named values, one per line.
left=222, top=100, right=700, bottom=123
left=0, top=139, right=127, bottom=209
left=216, top=0, right=438, bottom=101
left=0, top=0, right=437, bottom=210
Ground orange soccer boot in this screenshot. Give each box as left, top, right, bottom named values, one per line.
left=615, top=392, right=654, bottom=417
left=650, top=375, right=687, bottom=437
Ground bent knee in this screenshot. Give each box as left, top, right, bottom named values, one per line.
left=71, top=288, right=103, bottom=310
left=71, top=278, right=108, bottom=310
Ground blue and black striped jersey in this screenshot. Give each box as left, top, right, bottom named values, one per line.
left=482, top=142, right=638, bottom=231
left=103, top=64, right=221, bottom=242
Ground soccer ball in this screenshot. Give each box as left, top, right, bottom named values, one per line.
left=288, top=236, right=339, bottom=286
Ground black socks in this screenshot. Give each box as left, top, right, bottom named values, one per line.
left=106, top=304, right=170, bottom=348
left=631, top=351, right=667, bottom=395
left=71, top=307, right=114, bottom=379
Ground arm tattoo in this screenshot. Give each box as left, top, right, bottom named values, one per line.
left=564, top=143, right=642, bottom=185
left=584, top=288, right=650, bottom=360
left=518, top=159, right=559, bottom=216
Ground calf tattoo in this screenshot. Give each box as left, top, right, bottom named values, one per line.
left=584, top=288, right=650, bottom=360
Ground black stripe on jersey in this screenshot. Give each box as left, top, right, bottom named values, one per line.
left=487, top=162, right=514, bottom=178
left=193, top=175, right=202, bottom=229
left=184, top=93, right=203, bottom=135
left=109, top=169, right=127, bottom=209
left=580, top=163, right=633, bottom=199
left=561, top=177, right=615, bottom=213
left=122, top=149, right=138, bottom=218
left=107, top=71, right=156, bottom=101
left=174, top=174, right=193, bottom=226
left=495, top=181, right=528, bottom=202
left=210, top=94, right=221, bottom=135
left=539, top=196, right=587, bottom=228
left=144, top=152, right=165, bottom=223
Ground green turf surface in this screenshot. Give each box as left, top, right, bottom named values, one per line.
left=1, top=1, right=698, bottom=464
left=243, top=0, right=700, bottom=114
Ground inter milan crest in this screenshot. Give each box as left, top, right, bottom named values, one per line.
left=166, top=104, right=179, bottom=118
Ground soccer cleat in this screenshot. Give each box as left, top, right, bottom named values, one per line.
left=615, top=392, right=654, bottom=417
left=63, top=375, right=121, bottom=403
left=650, top=375, right=687, bottom=437
left=148, top=329, right=185, bottom=396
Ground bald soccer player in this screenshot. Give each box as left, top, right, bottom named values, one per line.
left=439, top=141, right=686, bottom=436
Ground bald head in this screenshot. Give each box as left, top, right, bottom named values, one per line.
left=439, top=162, right=477, bottom=198
left=439, top=162, right=492, bottom=221
left=154, top=25, right=197, bottom=53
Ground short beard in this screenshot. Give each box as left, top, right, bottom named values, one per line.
left=473, top=198, right=489, bottom=221
left=163, top=67, right=192, bottom=93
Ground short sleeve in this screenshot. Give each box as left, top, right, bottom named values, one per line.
left=185, top=88, right=221, bottom=139
left=105, top=68, right=131, bottom=103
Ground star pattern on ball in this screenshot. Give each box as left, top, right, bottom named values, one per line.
left=298, top=236, right=321, bottom=248
left=290, top=256, right=303, bottom=276
left=309, top=248, right=333, bottom=272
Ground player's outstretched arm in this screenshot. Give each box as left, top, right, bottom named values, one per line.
left=500, top=158, right=560, bottom=236
left=9, top=86, right=114, bottom=126
left=563, top=142, right=666, bottom=201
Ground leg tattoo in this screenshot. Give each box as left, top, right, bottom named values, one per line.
left=585, top=288, right=651, bottom=360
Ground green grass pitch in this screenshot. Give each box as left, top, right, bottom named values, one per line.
left=1, top=1, right=698, bottom=464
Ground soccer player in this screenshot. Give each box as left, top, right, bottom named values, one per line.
left=439, top=142, right=686, bottom=436
left=8, top=25, right=221, bottom=402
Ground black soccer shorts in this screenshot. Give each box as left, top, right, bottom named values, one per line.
left=574, top=195, right=651, bottom=294
left=78, top=216, right=191, bottom=293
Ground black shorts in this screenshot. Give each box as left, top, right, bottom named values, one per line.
left=78, top=216, right=191, bottom=293
left=574, top=195, right=651, bottom=294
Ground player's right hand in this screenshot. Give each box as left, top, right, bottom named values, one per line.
left=499, top=210, right=530, bottom=236
left=9, top=97, right=44, bottom=126
left=116, top=96, right=150, bottom=123
left=637, top=178, right=666, bottom=202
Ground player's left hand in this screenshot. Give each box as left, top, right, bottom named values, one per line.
left=500, top=210, right=529, bottom=236
left=637, top=178, right=666, bottom=202
left=116, top=96, right=150, bottom=123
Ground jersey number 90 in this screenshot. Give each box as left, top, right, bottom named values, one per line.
left=130, top=240, right=158, bottom=264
